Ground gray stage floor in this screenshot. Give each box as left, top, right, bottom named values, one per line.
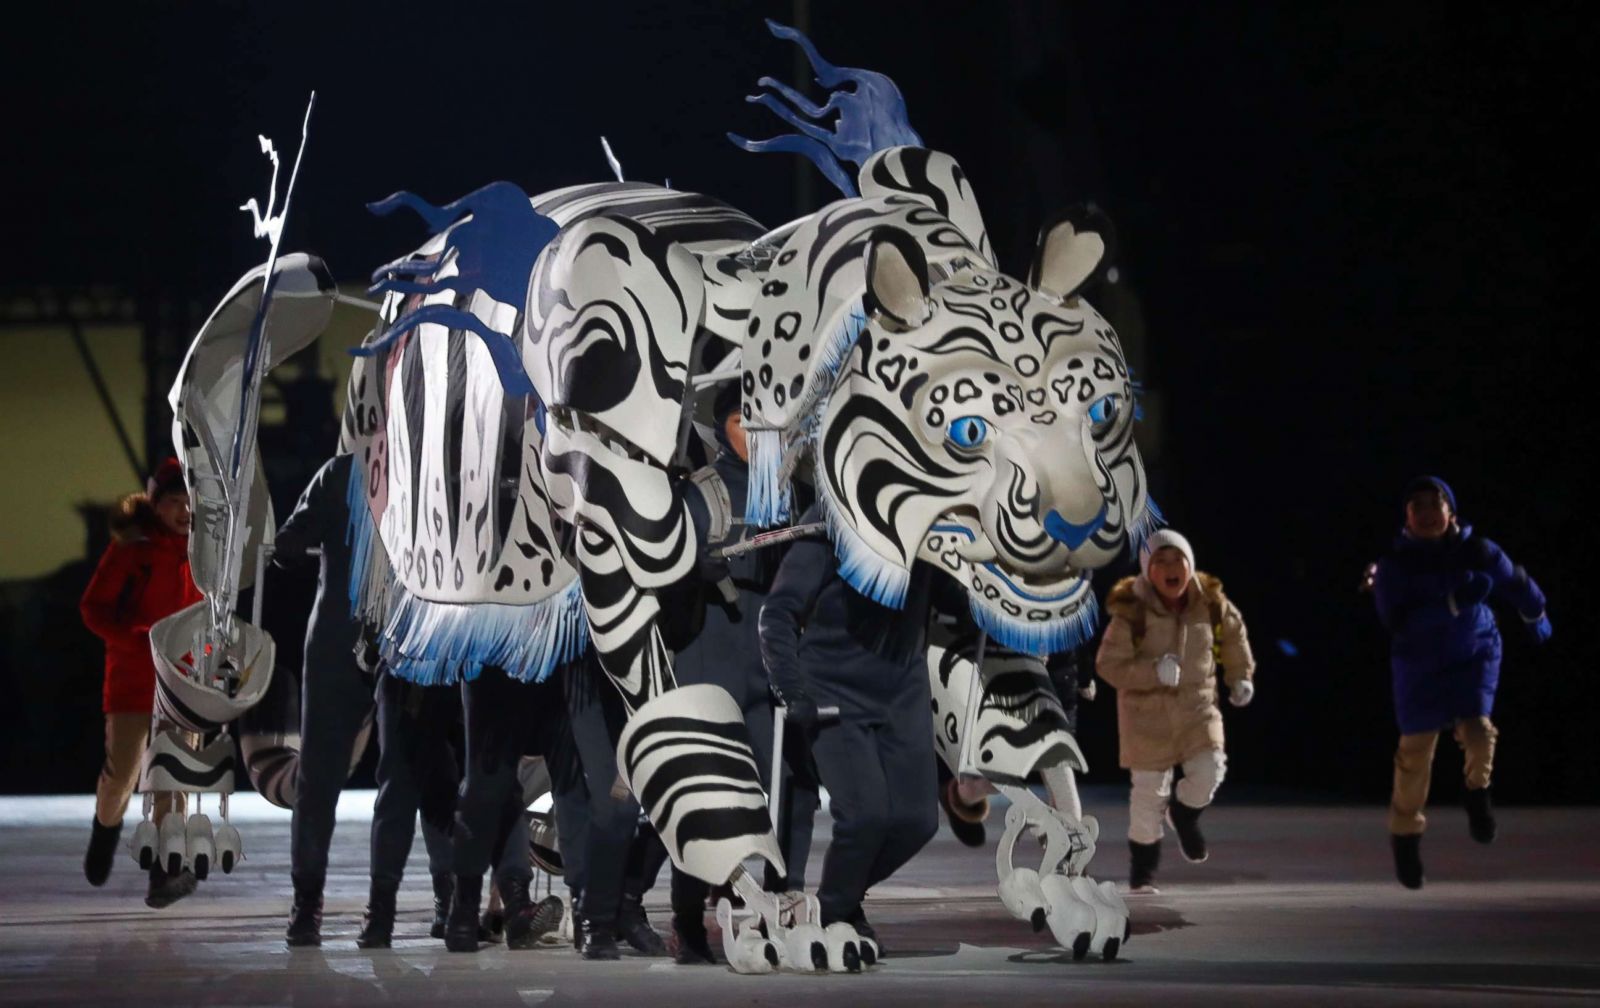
left=2, top=789, right=1597, bottom=1006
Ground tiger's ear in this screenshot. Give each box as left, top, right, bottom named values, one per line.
left=1029, top=204, right=1116, bottom=302
left=863, top=225, right=934, bottom=329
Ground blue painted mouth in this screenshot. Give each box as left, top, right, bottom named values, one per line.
left=1044, top=504, right=1108, bottom=550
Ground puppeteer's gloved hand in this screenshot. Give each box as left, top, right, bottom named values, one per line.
left=1155, top=653, right=1182, bottom=688
left=783, top=694, right=820, bottom=734
left=1078, top=680, right=1097, bottom=703
left=1528, top=613, right=1554, bottom=645
left=1229, top=679, right=1255, bottom=707
left=1451, top=570, right=1493, bottom=610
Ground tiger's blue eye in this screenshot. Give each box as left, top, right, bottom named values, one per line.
left=947, top=415, right=989, bottom=448
left=1088, top=394, right=1119, bottom=427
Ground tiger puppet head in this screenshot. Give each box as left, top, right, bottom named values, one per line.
left=739, top=148, right=1152, bottom=655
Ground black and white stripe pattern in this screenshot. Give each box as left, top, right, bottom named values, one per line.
left=615, top=684, right=784, bottom=885
left=928, top=629, right=1083, bottom=786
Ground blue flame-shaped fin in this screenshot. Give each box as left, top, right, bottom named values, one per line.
left=354, top=181, right=557, bottom=398
left=729, top=19, right=923, bottom=199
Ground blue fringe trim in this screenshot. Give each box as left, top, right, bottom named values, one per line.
left=744, top=427, right=792, bottom=528
left=812, top=301, right=868, bottom=395
left=814, top=456, right=910, bottom=609
left=744, top=301, right=868, bottom=529
left=1127, top=496, right=1164, bottom=562
left=344, top=456, right=377, bottom=620
left=380, top=578, right=589, bottom=686
left=969, top=588, right=1099, bottom=657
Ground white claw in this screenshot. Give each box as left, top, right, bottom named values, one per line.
left=158, top=811, right=187, bottom=875
left=1040, top=874, right=1097, bottom=959
left=998, top=866, right=1049, bottom=929
left=185, top=814, right=214, bottom=881
left=130, top=820, right=158, bottom=870
left=783, top=922, right=829, bottom=973
left=823, top=922, right=863, bottom=973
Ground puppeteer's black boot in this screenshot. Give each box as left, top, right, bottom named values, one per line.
left=1166, top=800, right=1209, bottom=863
left=355, top=879, right=398, bottom=949
left=671, top=913, right=716, bottom=964
left=617, top=892, right=667, bottom=956
left=84, top=817, right=121, bottom=887
left=1391, top=833, right=1425, bottom=890
left=499, top=874, right=562, bottom=950
left=146, top=861, right=198, bottom=910
left=445, top=874, right=482, bottom=953
left=578, top=914, right=621, bottom=961
left=1128, top=839, right=1161, bottom=894
left=940, top=777, right=989, bottom=848
left=284, top=875, right=324, bottom=947
left=429, top=872, right=452, bottom=939
left=1464, top=786, right=1498, bottom=845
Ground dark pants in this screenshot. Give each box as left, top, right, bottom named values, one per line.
left=558, top=665, right=665, bottom=921
left=452, top=667, right=553, bottom=881
left=371, top=670, right=531, bottom=887
left=810, top=673, right=939, bottom=926
left=289, top=643, right=370, bottom=888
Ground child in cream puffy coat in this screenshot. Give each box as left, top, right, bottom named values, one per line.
left=1095, top=530, right=1256, bottom=893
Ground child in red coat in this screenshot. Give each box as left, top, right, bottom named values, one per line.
left=79, top=458, right=204, bottom=906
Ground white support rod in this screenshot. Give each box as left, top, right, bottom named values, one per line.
left=332, top=292, right=383, bottom=313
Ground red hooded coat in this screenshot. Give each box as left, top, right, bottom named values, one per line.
left=79, top=516, right=203, bottom=714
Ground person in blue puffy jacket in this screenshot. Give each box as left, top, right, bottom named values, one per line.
left=1371, top=476, right=1551, bottom=889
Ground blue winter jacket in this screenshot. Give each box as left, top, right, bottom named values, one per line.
left=1372, top=525, right=1547, bottom=734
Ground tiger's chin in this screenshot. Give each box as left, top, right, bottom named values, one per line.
left=920, top=518, right=1098, bottom=657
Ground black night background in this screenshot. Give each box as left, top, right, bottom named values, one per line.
left=2, top=0, right=1595, bottom=807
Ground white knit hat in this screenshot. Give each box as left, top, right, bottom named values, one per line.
left=1140, top=528, right=1195, bottom=580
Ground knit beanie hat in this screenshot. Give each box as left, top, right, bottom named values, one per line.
left=1140, top=528, right=1195, bottom=580
left=1402, top=475, right=1456, bottom=515
left=146, top=457, right=187, bottom=501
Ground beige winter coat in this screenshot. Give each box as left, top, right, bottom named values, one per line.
left=1095, top=573, right=1256, bottom=771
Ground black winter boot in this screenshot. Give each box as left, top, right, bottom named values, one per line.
left=671, top=913, right=716, bottom=964
left=146, top=861, right=198, bottom=909
left=1128, top=839, right=1161, bottom=893
left=578, top=914, right=621, bottom=960
left=499, top=875, right=546, bottom=950
left=285, top=876, right=324, bottom=946
left=429, top=873, right=452, bottom=939
left=617, top=892, right=667, bottom=956
left=1166, top=800, right=1209, bottom=863
left=445, top=874, right=482, bottom=953
left=1391, top=833, right=1425, bottom=889
left=1464, top=787, right=1497, bottom=844
left=940, top=777, right=989, bottom=848
left=847, top=905, right=883, bottom=962
left=355, top=880, right=398, bottom=949
left=84, top=817, right=121, bottom=887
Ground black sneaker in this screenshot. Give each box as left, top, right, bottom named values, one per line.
left=671, top=915, right=716, bottom=965
left=146, top=863, right=198, bottom=910
left=1128, top=839, right=1161, bottom=894
left=84, top=817, right=121, bottom=887
left=1165, top=800, right=1209, bottom=863
left=940, top=778, right=988, bottom=848
left=1464, top=787, right=1497, bottom=845
left=1391, top=833, right=1425, bottom=890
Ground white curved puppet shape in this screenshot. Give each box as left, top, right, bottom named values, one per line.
left=929, top=629, right=1128, bottom=960
left=140, top=248, right=338, bottom=876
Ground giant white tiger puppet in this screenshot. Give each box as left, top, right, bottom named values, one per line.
left=164, top=22, right=1152, bottom=972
